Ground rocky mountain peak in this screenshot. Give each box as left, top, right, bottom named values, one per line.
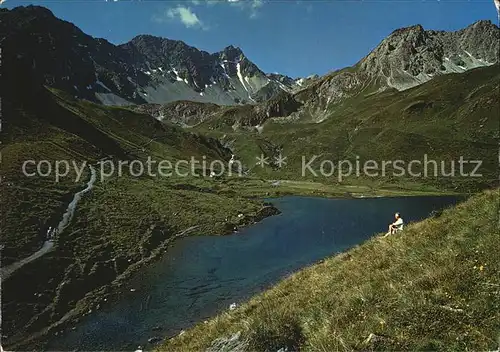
left=3, top=5, right=497, bottom=112
left=2, top=5, right=292, bottom=106
left=468, top=19, right=495, bottom=29
left=357, top=20, right=499, bottom=90
left=129, top=34, right=164, bottom=46
left=219, top=45, right=245, bottom=61
left=9, top=4, right=55, bottom=17
left=391, top=24, right=425, bottom=35
left=267, top=73, right=295, bottom=85
left=292, top=20, right=499, bottom=121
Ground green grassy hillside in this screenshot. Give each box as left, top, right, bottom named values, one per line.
left=162, top=188, right=500, bottom=351
left=1, top=81, right=231, bottom=264
left=1, top=80, right=277, bottom=349
left=194, top=65, right=499, bottom=192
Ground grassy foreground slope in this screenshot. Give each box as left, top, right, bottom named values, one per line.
left=163, top=189, right=500, bottom=351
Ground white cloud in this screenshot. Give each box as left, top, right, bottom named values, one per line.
left=193, top=0, right=265, bottom=18
left=251, top=0, right=264, bottom=9
left=0, top=0, right=7, bottom=5
left=154, top=6, right=208, bottom=30
left=249, top=0, right=264, bottom=19
left=167, top=7, right=201, bottom=27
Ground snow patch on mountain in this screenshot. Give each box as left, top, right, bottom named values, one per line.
left=96, top=80, right=112, bottom=92
left=236, top=62, right=249, bottom=93
left=95, top=93, right=132, bottom=106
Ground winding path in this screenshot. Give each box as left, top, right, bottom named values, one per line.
left=1, top=165, right=97, bottom=281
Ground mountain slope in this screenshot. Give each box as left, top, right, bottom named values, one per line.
left=360, top=20, right=499, bottom=90
left=162, top=189, right=500, bottom=351
left=1, top=57, right=280, bottom=349
left=0, top=5, right=302, bottom=106
left=0, top=55, right=236, bottom=265
left=293, top=20, right=499, bottom=119
left=130, top=20, right=499, bottom=126
left=3, top=6, right=497, bottom=111
left=193, top=64, right=499, bottom=191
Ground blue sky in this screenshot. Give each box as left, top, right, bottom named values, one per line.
left=2, top=0, right=498, bottom=77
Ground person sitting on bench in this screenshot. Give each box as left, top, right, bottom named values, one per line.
left=385, top=212, right=404, bottom=236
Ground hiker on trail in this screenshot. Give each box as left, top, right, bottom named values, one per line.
left=46, top=227, right=57, bottom=240
left=385, top=212, right=404, bottom=236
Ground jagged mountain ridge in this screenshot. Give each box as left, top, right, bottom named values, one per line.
left=0, top=5, right=305, bottom=107
left=360, top=21, right=499, bottom=90
left=132, top=19, right=500, bottom=127
left=293, top=20, right=499, bottom=122
left=1, top=6, right=498, bottom=113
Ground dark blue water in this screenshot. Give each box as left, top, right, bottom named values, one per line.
left=48, top=195, right=462, bottom=351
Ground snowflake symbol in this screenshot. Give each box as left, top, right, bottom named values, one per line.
left=255, top=154, right=270, bottom=168
left=274, top=153, right=287, bottom=168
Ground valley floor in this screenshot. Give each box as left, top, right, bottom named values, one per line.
left=213, top=177, right=460, bottom=199
left=161, top=188, right=500, bottom=351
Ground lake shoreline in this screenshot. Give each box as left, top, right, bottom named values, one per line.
left=216, top=178, right=467, bottom=201
left=10, top=187, right=463, bottom=351
left=9, top=203, right=281, bottom=351
left=160, top=191, right=497, bottom=351
left=44, top=194, right=463, bottom=351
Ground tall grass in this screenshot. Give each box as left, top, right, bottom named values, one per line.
left=162, top=189, right=500, bottom=351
